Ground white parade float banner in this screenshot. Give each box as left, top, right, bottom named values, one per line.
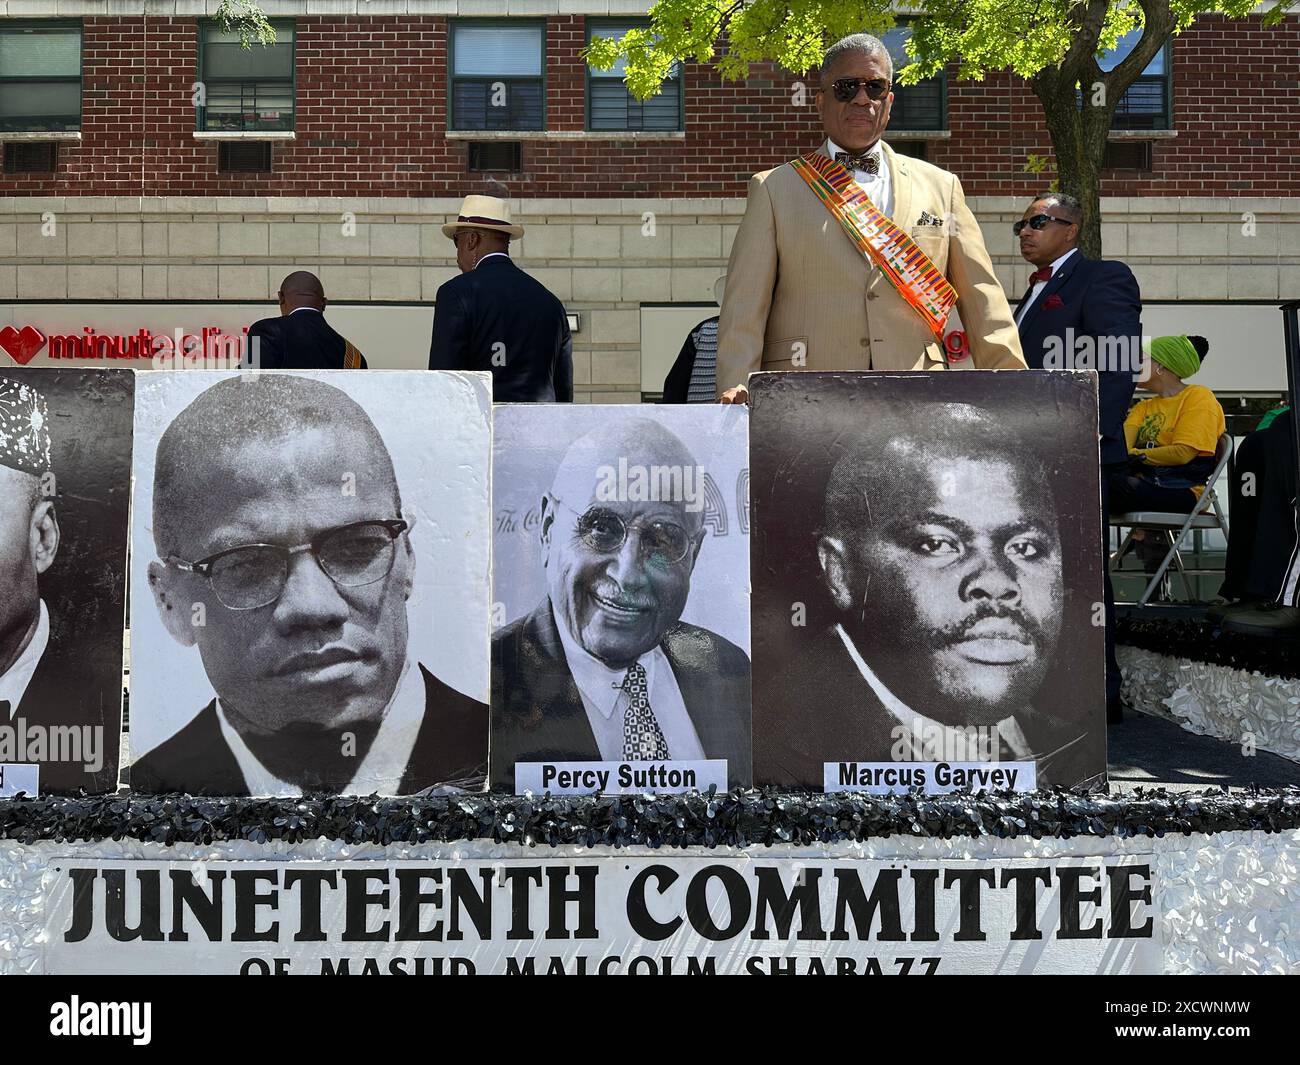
left=2, top=829, right=1296, bottom=975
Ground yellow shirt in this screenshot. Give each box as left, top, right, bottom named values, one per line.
left=1124, top=385, right=1225, bottom=495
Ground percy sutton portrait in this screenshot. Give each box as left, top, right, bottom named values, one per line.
left=753, top=379, right=1103, bottom=790
left=491, top=418, right=751, bottom=792
left=132, top=374, right=487, bottom=795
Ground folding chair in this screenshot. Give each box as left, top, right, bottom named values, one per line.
left=1110, top=433, right=1233, bottom=606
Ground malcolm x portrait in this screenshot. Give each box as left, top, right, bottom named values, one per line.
left=491, top=414, right=751, bottom=792
left=0, top=371, right=131, bottom=793
left=131, top=373, right=488, bottom=796
left=750, top=371, right=1105, bottom=791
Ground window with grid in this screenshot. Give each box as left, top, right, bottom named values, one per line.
left=1098, top=29, right=1172, bottom=130
left=450, top=22, right=544, bottom=131
left=586, top=22, right=681, bottom=132
left=198, top=21, right=295, bottom=132
left=881, top=23, right=946, bottom=132
left=0, top=22, right=81, bottom=133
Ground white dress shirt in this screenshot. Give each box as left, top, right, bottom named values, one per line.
left=1015, top=247, right=1078, bottom=324
left=214, top=658, right=427, bottom=796
left=554, top=609, right=705, bottom=761
left=834, top=624, right=1032, bottom=759
left=826, top=137, right=894, bottom=219
left=0, top=600, right=50, bottom=717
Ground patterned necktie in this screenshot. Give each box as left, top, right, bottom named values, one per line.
left=620, top=662, right=669, bottom=761
left=835, top=150, right=880, bottom=175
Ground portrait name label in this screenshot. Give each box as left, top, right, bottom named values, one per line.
left=515, top=760, right=727, bottom=796
left=824, top=762, right=1038, bottom=794
left=42, top=856, right=1160, bottom=975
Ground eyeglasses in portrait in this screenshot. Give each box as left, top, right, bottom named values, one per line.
left=127, top=370, right=493, bottom=796
left=489, top=404, right=752, bottom=792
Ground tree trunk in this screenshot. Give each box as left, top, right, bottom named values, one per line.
left=1032, top=72, right=1109, bottom=259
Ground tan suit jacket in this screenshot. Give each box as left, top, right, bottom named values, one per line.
left=716, top=139, right=1025, bottom=396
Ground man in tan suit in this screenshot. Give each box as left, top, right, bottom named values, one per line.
left=718, top=33, right=1025, bottom=403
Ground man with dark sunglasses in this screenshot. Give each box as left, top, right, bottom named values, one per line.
left=490, top=418, right=751, bottom=791
left=717, top=32, right=1024, bottom=404
left=1014, top=191, right=1142, bottom=724
left=133, top=374, right=487, bottom=795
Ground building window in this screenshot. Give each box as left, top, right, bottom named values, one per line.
left=586, top=22, right=682, bottom=132
left=1099, top=29, right=1171, bottom=130
left=1079, top=28, right=1173, bottom=132
left=198, top=21, right=295, bottom=132
left=881, top=23, right=946, bottom=132
left=0, top=22, right=81, bottom=133
left=450, top=22, right=544, bottom=131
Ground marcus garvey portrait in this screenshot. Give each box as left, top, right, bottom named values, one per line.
left=750, top=371, right=1105, bottom=791
left=491, top=414, right=751, bottom=791
left=131, top=373, right=488, bottom=796
left=0, top=372, right=129, bottom=793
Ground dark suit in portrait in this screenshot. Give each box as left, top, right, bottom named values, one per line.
left=429, top=256, right=573, bottom=403
left=760, top=626, right=1098, bottom=791
left=246, top=307, right=367, bottom=370
left=491, top=601, right=751, bottom=792
left=131, top=665, right=485, bottom=796
left=12, top=638, right=119, bottom=793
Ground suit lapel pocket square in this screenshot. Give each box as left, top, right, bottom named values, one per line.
left=915, top=210, right=945, bottom=227
left=1043, top=294, right=1065, bottom=309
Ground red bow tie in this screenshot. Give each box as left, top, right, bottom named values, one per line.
left=1030, top=266, right=1052, bottom=284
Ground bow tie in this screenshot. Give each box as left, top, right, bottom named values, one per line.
left=835, top=150, right=880, bottom=175
left=1029, top=266, right=1052, bottom=284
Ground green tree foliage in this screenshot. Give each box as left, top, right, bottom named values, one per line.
left=587, top=0, right=1296, bottom=256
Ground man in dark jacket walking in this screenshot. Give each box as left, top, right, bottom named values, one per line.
left=246, top=271, right=367, bottom=369
left=429, top=195, right=572, bottom=402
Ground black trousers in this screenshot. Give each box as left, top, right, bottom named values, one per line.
left=1221, top=410, right=1298, bottom=604
left=1108, top=472, right=1199, bottom=515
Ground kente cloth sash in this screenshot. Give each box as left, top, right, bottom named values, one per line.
left=790, top=151, right=957, bottom=341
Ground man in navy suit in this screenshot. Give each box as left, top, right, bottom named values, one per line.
left=1015, top=192, right=1141, bottom=722
left=245, top=271, right=367, bottom=370
left=429, top=195, right=572, bottom=403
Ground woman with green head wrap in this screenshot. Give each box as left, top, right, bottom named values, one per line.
left=1109, top=334, right=1226, bottom=520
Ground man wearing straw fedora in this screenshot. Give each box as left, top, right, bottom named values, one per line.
left=429, top=195, right=573, bottom=403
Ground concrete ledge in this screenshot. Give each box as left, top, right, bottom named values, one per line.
left=193, top=131, right=297, bottom=141
left=1108, top=129, right=1178, bottom=140
left=446, top=130, right=687, bottom=141
left=0, top=131, right=81, bottom=142
left=886, top=130, right=952, bottom=140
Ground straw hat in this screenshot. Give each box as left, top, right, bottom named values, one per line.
left=441, top=195, right=524, bottom=239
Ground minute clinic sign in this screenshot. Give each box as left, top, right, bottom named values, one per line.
left=0, top=323, right=249, bottom=367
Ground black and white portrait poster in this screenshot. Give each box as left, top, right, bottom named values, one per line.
left=0, top=369, right=132, bottom=794
left=128, top=370, right=492, bottom=796
left=491, top=405, right=751, bottom=794
left=749, top=371, right=1105, bottom=792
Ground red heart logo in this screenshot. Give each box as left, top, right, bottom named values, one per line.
left=0, top=325, right=46, bottom=365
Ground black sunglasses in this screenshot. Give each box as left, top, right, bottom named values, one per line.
left=1013, top=213, right=1076, bottom=236
left=829, top=77, right=891, bottom=102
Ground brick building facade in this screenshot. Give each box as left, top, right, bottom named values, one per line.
left=0, top=0, right=1296, bottom=398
